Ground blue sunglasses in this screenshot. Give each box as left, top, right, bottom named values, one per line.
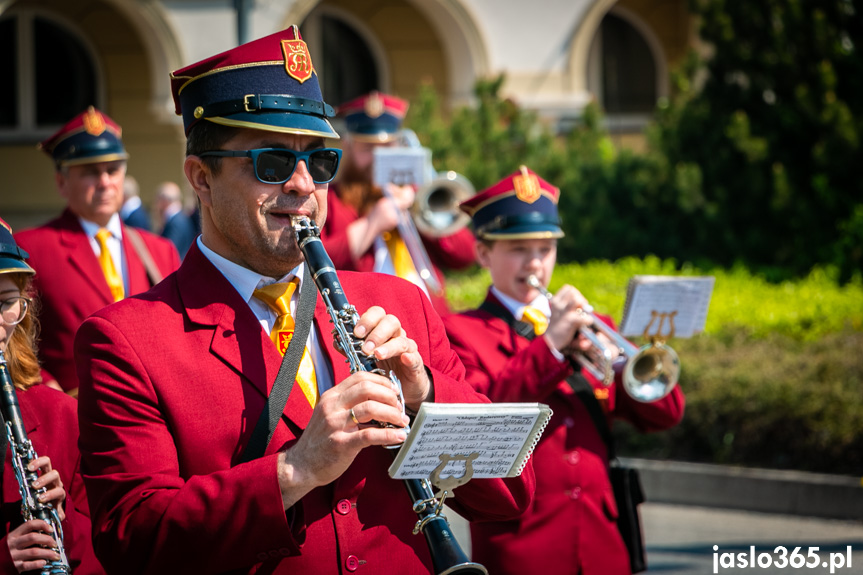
left=197, top=148, right=342, bottom=184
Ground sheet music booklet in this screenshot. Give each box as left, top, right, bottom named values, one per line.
left=618, top=275, right=715, bottom=339
left=373, top=146, right=431, bottom=188
left=389, top=402, right=552, bottom=481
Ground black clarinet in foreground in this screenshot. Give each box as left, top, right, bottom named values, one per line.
left=293, top=216, right=487, bottom=575
left=0, top=350, right=71, bottom=575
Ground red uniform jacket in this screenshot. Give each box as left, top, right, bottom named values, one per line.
left=0, top=384, right=104, bottom=574
left=14, top=209, right=180, bottom=392
left=444, top=291, right=685, bottom=575
left=74, top=244, right=534, bottom=575
left=320, top=185, right=476, bottom=316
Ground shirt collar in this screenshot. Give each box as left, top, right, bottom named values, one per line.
left=120, top=196, right=142, bottom=219
left=79, top=212, right=123, bottom=240
left=196, top=236, right=305, bottom=304
left=491, top=285, right=551, bottom=321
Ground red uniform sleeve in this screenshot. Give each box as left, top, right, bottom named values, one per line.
left=75, top=317, right=298, bottom=575
left=422, top=226, right=477, bottom=272
left=445, top=313, right=573, bottom=403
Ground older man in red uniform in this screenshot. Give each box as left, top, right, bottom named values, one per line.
left=320, top=91, right=476, bottom=315
left=74, top=27, right=533, bottom=575
left=444, top=167, right=685, bottom=575
left=14, top=108, right=180, bottom=395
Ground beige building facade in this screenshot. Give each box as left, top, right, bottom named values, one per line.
left=0, top=0, right=693, bottom=230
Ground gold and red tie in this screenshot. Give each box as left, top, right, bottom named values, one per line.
left=522, top=306, right=549, bottom=336
left=96, top=228, right=124, bottom=302
left=383, top=230, right=421, bottom=285
left=253, top=279, right=318, bottom=407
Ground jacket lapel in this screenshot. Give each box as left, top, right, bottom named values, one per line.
left=482, top=291, right=524, bottom=355
left=57, top=210, right=113, bottom=306
left=177, top=244, right=313, bottom=431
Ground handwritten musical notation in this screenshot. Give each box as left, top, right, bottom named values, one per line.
left=618, top=275, right=715, bottom=339
left=389, top=403, right=552, bottom=481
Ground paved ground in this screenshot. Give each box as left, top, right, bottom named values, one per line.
left=643, top=502, right=863, bottom=574
left=447, top=502, right=863, bottom=574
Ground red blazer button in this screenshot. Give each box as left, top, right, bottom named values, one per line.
left=336, top=498, right=352, bottom=515
left=257, top=552, right=269, bottom=562
left=567, top=451, right=580, bottom=465
left=345, top=555, right=360, bottom=571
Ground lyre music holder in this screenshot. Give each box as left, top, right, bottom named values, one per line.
left=412, top=452, right=479, bottom=535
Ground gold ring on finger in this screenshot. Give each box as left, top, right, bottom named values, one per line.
left=350, top=408, right=359, bottom=425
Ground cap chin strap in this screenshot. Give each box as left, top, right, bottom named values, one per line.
left=475, top=212, right=561, bottom=237
left=0, top=243, right=30, bottom=260
left=194, top=94, right=335, bottom=120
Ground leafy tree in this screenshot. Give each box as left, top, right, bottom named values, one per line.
left=656, top=0, right=863, bottom=281
left=407, top=76, right=562, bottom=192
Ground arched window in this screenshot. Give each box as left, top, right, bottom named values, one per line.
left=588, top=10, right=664, bottom=131
left=318, top=15, right=378, bottom=107
left=302, top=7, right=386, bottom=109
left=599, top=13, right=657, bottom=114
left=0, top=11, right=100, bottom=141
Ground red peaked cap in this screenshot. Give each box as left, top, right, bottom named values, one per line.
left=38, top=107, right=128, bottom=168
left=337, top=91, right=409, bottom=143
left=170, top=25, right=338, bottom=139
left=0, top=217, right=35, bottom=276
left=459, top=166, right=563, bottom=240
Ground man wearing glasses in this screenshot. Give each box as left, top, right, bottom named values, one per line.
left=14, top=108, right=180, bottom=396
left=74, top=26, right=533, bottom=574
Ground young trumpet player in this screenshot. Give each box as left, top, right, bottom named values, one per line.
left=320, top=91, right=476, bottom=315
left=0, top=218, right=104, bottom=574
left=443, top=167, right=686, bottom=575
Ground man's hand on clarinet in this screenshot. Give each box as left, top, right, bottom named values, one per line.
left=277, top=306, right=425, bottom=510
left=353, top=305, right=430, bottom=410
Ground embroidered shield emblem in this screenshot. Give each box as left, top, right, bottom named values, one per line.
left=281, top=39, right=314, bottom=84
left=365, top=92, right=384, bottom=118
left=275, top=330, right=294, bottom=355
left=82, top=108, right=106, bottom=136
left=513, top=168, right=541, bottom=204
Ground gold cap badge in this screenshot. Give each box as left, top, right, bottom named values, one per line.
left=513, top=165, right=541, bottom=203
left=82, top=106, right=106, bottom=136
left=281, top=38, right=314, bottom=84
left=365, top=92, right=384, bottom=118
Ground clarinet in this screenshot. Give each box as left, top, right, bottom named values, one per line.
left=0, top=350, right=71, bottom=575
left=292, top=216, right=487, bottom=575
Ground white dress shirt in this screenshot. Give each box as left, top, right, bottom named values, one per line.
left=197, top=237, right=334, bottom=395
left=491, top=285, right=565, bottom=362
left=79, top=213, right=128, bottom=292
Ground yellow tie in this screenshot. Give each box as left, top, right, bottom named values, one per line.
left=522, top=306, right=549, bottom=336
left=96, top=228, right=124, bottom=302
left=253, top=279, right=319, bottom=408
left=383, top=230, right=421, bottom=284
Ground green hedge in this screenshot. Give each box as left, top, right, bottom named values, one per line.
left=445, top=258, right=863, bottom=474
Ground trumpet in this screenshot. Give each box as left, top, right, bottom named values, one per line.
left=527, top=275, right=680, bottom=403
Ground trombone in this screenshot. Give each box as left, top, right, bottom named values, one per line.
left=378, top=129, right=474, bottom=296
left=527, top=275, right=680, bottom=402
